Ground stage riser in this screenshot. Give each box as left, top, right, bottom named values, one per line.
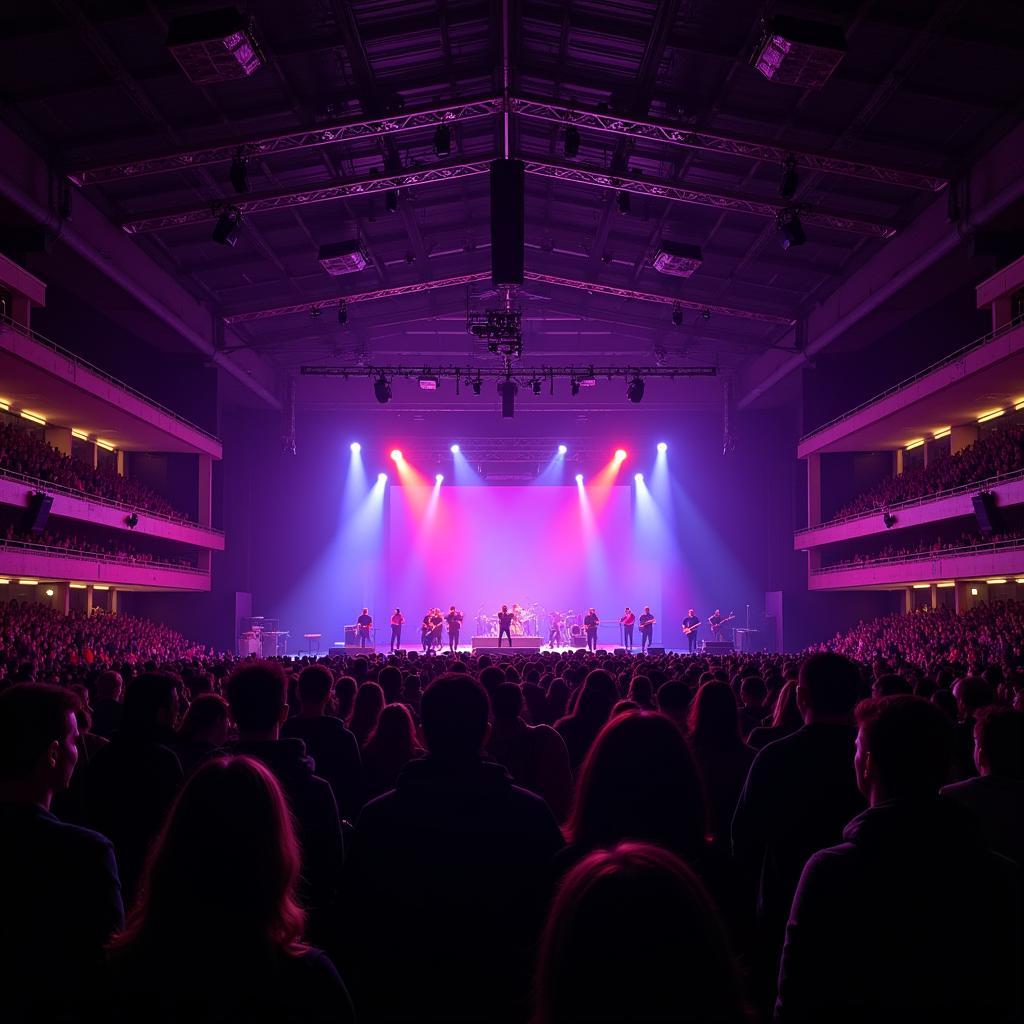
left=472, top=636, right=543, bottom=651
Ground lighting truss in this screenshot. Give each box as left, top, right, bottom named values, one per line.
left=222, top=270, right=794, bottom=326
left=300, top=364, right=717, bottom=382
left=378, top=438, right=621, bottom=461
left=524, top=159, right=896, bottom=238
left=511, top=99, right=946, bottom=193
left=68, top=98, right=502, bottom=186
left=120, top=160, right=492, bottom=234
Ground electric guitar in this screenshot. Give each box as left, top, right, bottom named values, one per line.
left=709, top=612, right=737, bottom=634
left=682, top=620, right=701, bottom=636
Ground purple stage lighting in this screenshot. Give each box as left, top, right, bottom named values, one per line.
left=377, top=472, right=387, bottom=483
left=634, top=472, right=644, bottom=482
left=450, top=444, right=460, bottom=453
left=350, top=442, right=361, bottom=453
left=436, top=473, right=444, bottom=483
left=575, top=473, right=584, bottom=484
left=657, top=442, right=668, bottom=453
left=558, top=444, right=568, bottom=455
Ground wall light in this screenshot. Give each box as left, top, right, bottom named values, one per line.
left=1015, top=400, right=1024, bottom=411
left=986, top=578, right=1007, bottom=585
left=18, top=579, right=38, bottom=586
left=970, top=587, right=979, bottom=596
left=45, top=588, right=55, bottom=597
left=912, top=584, right=930, bottom=589
left=937, top=582, right=955, bottom=588
left=0, top=578, right=9, bottom=584
left=69, top=583, right=87, bottom=589
left=20, top=410, right=46, bottom=425
left=95, top=439, right=115, bottom=452
left=0, top=399, right=9, bottom=411
left=978, top=409, right=1005, bottom=423
left=932, top=427, right=951, bottom=439
left=93, top=585, right=109, bottom=591
left=71, top=429, right=90, bottom=441
left=904, top=438, right=925, bottom=451
left=1016, top=578, right=1024, bottom=584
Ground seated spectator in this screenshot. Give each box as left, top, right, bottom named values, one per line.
left=689, top=681, right=754, bottom=844
left=776, top=696, right=1020, bottom=1023
left=748, top=680, right=802, bottom=750
left=732, top=652, right=865, bottom=1013
left=361, top=702, right=423, bottom=800
left=655, top=677, right=692, bottom=731
left=627, top=674, right=655, bottom=709
left=282, top=664, right=362, bottom=821
left=555, top=669, right=618, bottom=770
left=952, top=674, right=996, bottom=778
left=173, top=693, right=230, bottom=777
left=344, top=674, right=564, bottom=1022
left=738, top=675, right=769, bottom=738
left=347, top=680, right=384, bottom=748
left=0, top=684, right=124, bottom=1022
left=872, top=672, right=913, bottom=698
left=534, top=842, right=751, bottom=1024
left=225, top=662, right=344, bottom=926
left=79, top=672, right=184, bottom=901
left=487, top=682, right=573, bottom=821
left=106, top=756, right=354, bottom=1023
left=377, top=665, right=403, bottom=703
left=91, top=670, right=124, bottom=739
left=942, top=705, right=1023, bottom=863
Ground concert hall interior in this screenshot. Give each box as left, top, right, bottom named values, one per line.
left=1, top=4, right=1024, bottom=1022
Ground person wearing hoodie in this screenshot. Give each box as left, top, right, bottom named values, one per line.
left=225, top=661, right=344, bottom=927
left=775, top=696, right=1020, bottom=1024
left=343, top=673, right=564, bottom=1023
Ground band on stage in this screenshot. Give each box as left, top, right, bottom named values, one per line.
left=346, top=603, right=735, bottom=653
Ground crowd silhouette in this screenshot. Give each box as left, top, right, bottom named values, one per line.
left=0, top=601, right=1021, bottom=1023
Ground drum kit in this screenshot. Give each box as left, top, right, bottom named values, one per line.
left=474, top=603, right=584, bottom=639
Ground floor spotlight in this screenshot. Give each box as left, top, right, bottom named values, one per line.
left=450, top=443, right=460, bottom=453
left=657, top=441, right=668, bottom=453
left=435, top=473, right=444, bottom=483
left=390, top=449, right=403, bottom=462
left=575, top=473, right=584, bottom=484
left=627, top=376, right=645, bottom=403
left=779, top=154, right=799, bottom=199
left=350, top=442, right=361, bottom=453
left=373, top=375, right=392, bottom=404
left=558, top=444, right=568, bottom=455
left=229, top=150, right=249, bottom=194
left=564, top=125, right=580, bottom=158
left=433, top=125, right=451, bottom=157
left=211, top=206, right=241, bottom=246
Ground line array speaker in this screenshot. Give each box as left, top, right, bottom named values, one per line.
left=490, top=159, right=525, bottom=286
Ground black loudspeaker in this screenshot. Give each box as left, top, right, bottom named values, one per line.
left=647, top=647, right=666, bottom=655
left=490, top=159, right=524, bottom=286
left=972, top=491, right=1000, bottom=536
left=500, top=379, right=517, bottom=419
left=24, top=492, right=53, bottom=535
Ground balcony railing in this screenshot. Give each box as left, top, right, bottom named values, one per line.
left=799, top=312, right=1024, bottom=444
left=0, top=467, right=223, bottom=535
left=796, top=466, right=1024, bottom=538
left=0, top=314, right=220, bottom=444
left=812, top=536, right=1024, bottom=575
left=0, top=538, right=206, bottom=575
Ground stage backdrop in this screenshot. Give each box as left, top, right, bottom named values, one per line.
left=387, top=484, right=663, bottom=645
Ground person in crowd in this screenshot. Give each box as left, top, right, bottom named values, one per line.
left=555, top=669, right=618, bottom=770
left=105, top=756, right=354, bottom=1023
left=333, top=675, right=357, bottom=721
left=951, top=674, right=996, bottom=777
left=534, top=842, right=751, bottom=1024
left=91, top=669, right=124, bottom=738
left=347, top=680, right=384, bottom=749
left=655, top=677, right=692, bottom=731
left=79, top=672, right=184, bottom=902
left=732, top=652, right=865, bottom=1012
left=361, top=702, right=423, bottom=800
left=747, top=680, right=802, bottom=750
left=344, top=674, right=564, bottom=1022
left=282, top=664, right=362, bottom=821
left=487, top=682, right=573, bottom=822
left=0, top=684, right=124, bottom=1022
left=941, top=705, right=1023, bottom=863
left=174, top=692, right=230, bottom=777
left=225, top=661, right=344, bottom=928
left=689, top=681, right=754, bottom=845
left=626, top=674, right=655, bottom=709
left=378, top=665, right=403, bottom=704
left=738, top=675, right=770, bottom=738
left=776, top=696, right=1020, bottom=1023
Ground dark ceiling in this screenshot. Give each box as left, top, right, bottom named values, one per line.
left=2, top=0, right=1024, bottom=393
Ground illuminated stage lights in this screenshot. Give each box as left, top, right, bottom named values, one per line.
left=435, top=474, right=444, bottom=483
left=450, top=444, right=460, bottom=453
left=634, top=473, right=644, bottom=483
left=614, top=449, right=628, bottom=463
left=373, top=375, right=392, bottom=404
left=558, top=444, right=568, bottom=455
left=575, top=473, right=584, bottom=484
left=350, top=442, right=361, bottom=453
left=390, top=449, right=403, bottom=462
left=377, top=472, right=388, bottom=483
left=657, top=442, right=668, bottom=453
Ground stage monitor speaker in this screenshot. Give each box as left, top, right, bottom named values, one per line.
left=613, top=647, right=627, bottom=655
left=24, top=492, right=53, bottom=535
left=972, top=491, right=1000, bottom=536
left=647, top=647, right=666, bottom=655
left=490, top=159, right=524, bottom=286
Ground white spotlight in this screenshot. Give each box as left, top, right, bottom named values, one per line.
left=634, top=472, right=643, bottom=482
left=350, top=442, right=361, bottom=453
left=657, top=442, right=668, bottom=453
left=377, top=472, right=387, bottom=483
left=558, top=444, right=568, bottom=455
left=435, top=473, right=444, bottom=483
left=575, top=473, right=584, bottom=484
left=450, top=443, right=460, bottom=454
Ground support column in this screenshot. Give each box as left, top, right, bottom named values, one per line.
left=992, top=295, right=1013, bottom=331
left=85, top=586, right=94, bottom=615
left=198, top=454, right=213, bottom=528
left=902, top=589, right=913, bottom=613
left=951, top=423, right=980, bottom=455
left=109, top=588, right=118, bottom=613
left=894, top=448, right=904, bottom=476
left=116, top=450, right=125, bottom=476
left=91, top=443, right=98, bottom=470
left=44, top=426, right=72, bottom=457
left=930, top=584, right=937, bottom=609
left=806, top=453, right=821, bottom=527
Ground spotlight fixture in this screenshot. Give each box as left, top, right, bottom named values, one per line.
left=435, top=473, right=444, bottom=483
left=883, top=511, right=896, bottom=529
left=390, top=449, right=403, bottom=462
left=777, top=208, right=806, bottom=250
left=570, top=379, right=580, bottom=397
left=617, top=190, right=631, bottom=215
left=211, top=206, right=241, bottom=246
left=373, top=375, right=392, bottom=404
left=229, top=150, right=249, bottom=193
left=309, top=308, right=322, bottom=319
left=378, top=472, right=387, bottom=483
left=575, top=473, right=584, bottom=484
left=671, top=303, right=684, bottom=327
left=338, top=301, right=348, bottom=325
left=531, top=378, right=542, bottom=396
left=614, top=449, right=628, bottom=462
left=125, top=513, right=139, bottom=529
left=627, top=376, right=645, bottom=403
left=558, top=444, right=568, bottom=455
left=657, top=442, right=668, bottom=453
left=418, top=374, right=439, bottom=391
left=564, top=124, right=580, bottom=158
left=385, top=189, right=399, bottom=213
left=450, top=443, right=460, bottom=453
left=471, top=377, right=482, bottom=396
left=701, top=308, right=711, bottom=321
left=634, top=473, right=643, bottom=482
left=433, top=124, right=452, bottom=157
left=779, top=154, right=799, bottom=198
left=350, top=442, right=361, bottom=453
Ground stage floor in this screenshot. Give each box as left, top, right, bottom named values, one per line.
left=329, top=643, right=685, bottom=655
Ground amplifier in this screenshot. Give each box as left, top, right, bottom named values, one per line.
left=701, top=640, right=735, bottom=655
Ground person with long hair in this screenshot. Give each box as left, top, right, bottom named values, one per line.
left=173, top=692, right=230, bottom=777
left=348, top=680, right=384, bottom=749
left=688, top=681, right=754, bottom=845
left=106, top=755, right=354, bottom=1022
left=747, top=679, right=803, bottom=750
left=361, top=703, right=423, bottom=800
left=534, top=842, right=751, bottom=1024
left=555, top=669, right=618, bottom=770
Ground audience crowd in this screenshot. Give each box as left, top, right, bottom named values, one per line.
left=0, top=599, right=1021, bottom=1023
left=821, top=526, right=1024, bottom=570
left=0, top=419, right=189, bottom=522
left=2, top=523, right=198, bottom=569
left=831, top=420, right=1024, bottom=521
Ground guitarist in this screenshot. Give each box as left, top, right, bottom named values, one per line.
left=682, top=609, right=700, bottom=654
left=709, top=608, right=727, bottom=640
left=638, top=606, right=656, bottom=653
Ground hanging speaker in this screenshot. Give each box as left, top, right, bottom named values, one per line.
left=24, top=492, right=54, bottom=535
left=972, top=492, right=1000, bottom=536
left=490, top=159, right=524, bottom=286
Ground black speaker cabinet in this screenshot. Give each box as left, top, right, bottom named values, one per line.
left=24, top=492, right=54, bottom=535
left=647, top=647, right=666, bottom=655
left=972, top=491, right=1000, bottom=536
left=490, top=159, right=524, bottom=286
